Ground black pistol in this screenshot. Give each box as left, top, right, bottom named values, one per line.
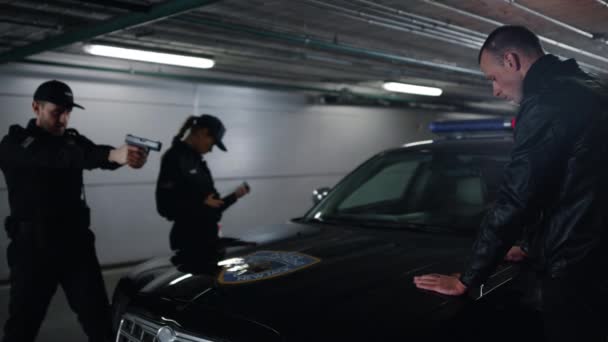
left=125, top=134, right=162, bottom=152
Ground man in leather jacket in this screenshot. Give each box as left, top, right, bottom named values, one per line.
left=0, top=80, right=148, bottom=342
left=414, top=26, right=608, bottom=341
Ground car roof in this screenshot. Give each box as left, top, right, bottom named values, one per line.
left=384, top=135, right=514, bottom=155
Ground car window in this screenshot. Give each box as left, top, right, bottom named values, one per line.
left=338, top=159, right=421, bottom=211
left=306, top=143, right=511, bottom=233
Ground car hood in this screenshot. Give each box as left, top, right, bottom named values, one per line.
left=128, top=221, right=515, bottom=338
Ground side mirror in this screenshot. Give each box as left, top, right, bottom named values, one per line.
left=312, top=187, right=331, bottom=205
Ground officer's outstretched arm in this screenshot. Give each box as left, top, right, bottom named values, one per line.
left=74, top=132, right=125, bottom=170
left=0, top=127, right=114, bottom=170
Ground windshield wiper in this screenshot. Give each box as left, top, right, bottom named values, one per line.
left=399, top=222, right=464, bottom=234
left=309, top=214, right=464, bottom=233
left=318, top=214, right=411, bottom=230
left=302, top=216, right=346, bottom=226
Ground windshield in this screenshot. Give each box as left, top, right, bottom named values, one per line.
left=304, top=141, right=511, bottom=233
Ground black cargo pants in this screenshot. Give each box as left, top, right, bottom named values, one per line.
left=2, top=224, right=111, bottom=342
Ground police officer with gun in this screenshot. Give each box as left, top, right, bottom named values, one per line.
left=0, top=80, right=148, bottom=342
left=156, top=114, right=250, bottom=271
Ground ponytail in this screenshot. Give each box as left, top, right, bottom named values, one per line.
left=172, top=116, right=197, bottom=145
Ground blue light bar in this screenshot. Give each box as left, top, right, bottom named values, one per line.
left=429, top=119, right=513, bottom=133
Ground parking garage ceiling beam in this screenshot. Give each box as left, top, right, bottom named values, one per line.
left=0, top=0, right=221, bottom=64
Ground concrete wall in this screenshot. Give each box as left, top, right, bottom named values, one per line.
left=0, top=63, right=442, bottom=280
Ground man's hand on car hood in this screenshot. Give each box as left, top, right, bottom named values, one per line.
left=413, top=273, right=467, bottom=296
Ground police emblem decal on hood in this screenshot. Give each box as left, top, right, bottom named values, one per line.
left=218, top=251, right=321, bottom=285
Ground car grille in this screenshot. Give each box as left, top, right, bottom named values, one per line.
left=116, top=313, right=214, bottom=342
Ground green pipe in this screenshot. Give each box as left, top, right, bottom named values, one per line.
left=0, top=0, right=221, bottom=64
left=14, top=59, right=505, bottom=114
left=174, top=16, right=483, bottom=77
left=15, top=59, right=412, bottom=102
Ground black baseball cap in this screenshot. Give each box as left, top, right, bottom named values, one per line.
left=194, top=114, right=227, bottom=151
left=33, top=80, right=84, bottom=110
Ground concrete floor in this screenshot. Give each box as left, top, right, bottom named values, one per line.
left=0, top=268, right=128, bottom=342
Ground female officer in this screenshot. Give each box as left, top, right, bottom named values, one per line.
left=155, top=114, right=249, bottom=269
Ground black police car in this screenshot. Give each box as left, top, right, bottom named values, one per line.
left=111, top=120, right=542, bottom=342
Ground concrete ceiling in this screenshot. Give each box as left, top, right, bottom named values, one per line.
left=1, top=0, right=607, bottom=115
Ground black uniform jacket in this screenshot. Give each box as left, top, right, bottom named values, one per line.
left=461, top=55, right=608, bottom=287
left=155, top=140, right=237, bottom=248
left=0, top=119, right=120, bottom=236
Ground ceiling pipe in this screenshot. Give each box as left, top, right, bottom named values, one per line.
left=320, top=0, right=480, bottom=42
left=423, top=0, right=503, bottom=26
left=93, top=34, right=481, bottom=87
left=97, top=35, right=396, bottom=81
left=503, top=0, right=595, bottom=39
left=352, top=0, right=487, bottom=39
left=17, top=58, right=352, bottom=94
left=6, top=1, right=114, bottom=21
left=0, top=18, right=61, bottom=30
left=121, top=14, right=485, bottom=84
left=304, top=0, right=483, bottom=49
left=108, top=21, right=490, bottom=86
left=8, top=58, right=510, bottom=115
left=77, top=0, right=151, bottom=12
left=422, top=0, right=608, bottom=69
left=99, top=33, right=386, bottom=77
left=302, top=0, right=608, bottom=75
left=0, top=0, right=221, bottom=64
left=0, top=4, right=90, bottom=29
left=173, top=15, right=483, bottom=76
left=319, top=8, right=481, bottom=49
left=349, top=1, right=608, bottom=74
left=9, top=58, right=420, bottom=104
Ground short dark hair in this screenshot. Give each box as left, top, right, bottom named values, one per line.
left=478, top=25, right=544, bottom=64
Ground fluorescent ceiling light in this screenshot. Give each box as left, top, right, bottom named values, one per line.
left=383, top=82, right=443, bottom=96
left=84, top=44, right=215, bottom=69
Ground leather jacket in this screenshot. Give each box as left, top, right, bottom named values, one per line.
left=461, top=55, right=608, bottom=287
